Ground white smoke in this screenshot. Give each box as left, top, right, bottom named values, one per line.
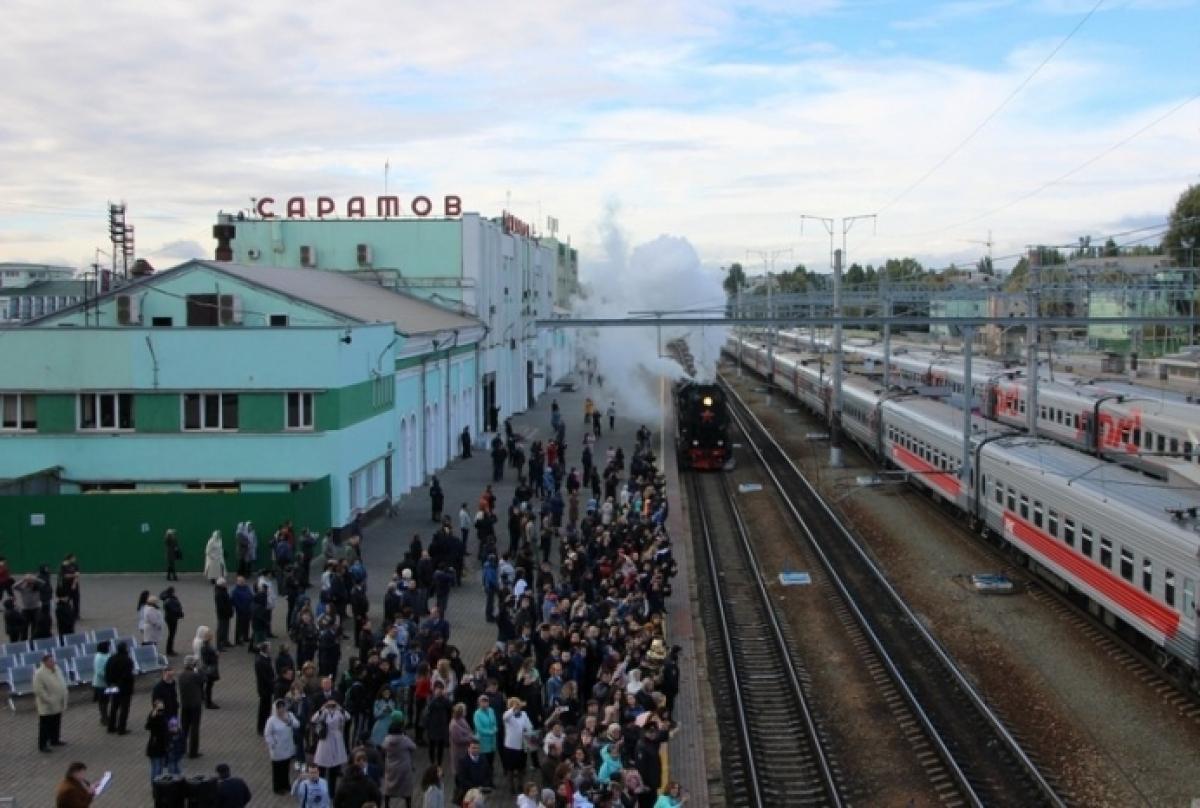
left=573, top=201, right=728, bottom=422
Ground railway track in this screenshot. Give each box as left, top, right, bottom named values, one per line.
left=688, top=470, right=845, bottom=807
left=717, top=373, right=1070, bottom=808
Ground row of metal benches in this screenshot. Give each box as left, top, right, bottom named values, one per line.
left=1, top=628, right=167, bottom=698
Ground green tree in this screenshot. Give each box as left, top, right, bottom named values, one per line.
left=1103, top=238, right=1119, bottom=257
left=723, top=262, right=748, bottom=297
left=976, top=255, right=994, bottom=276
left=845, top=262, right=866, bottom=286
left=882, top=257, right=924, bottom=282
left=1005, top=257, right=1029, bottom=291
left=1164, top=184, right=1200, bottom=265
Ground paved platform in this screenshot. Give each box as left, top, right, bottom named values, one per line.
left=1, top=375, right=713, bottom=806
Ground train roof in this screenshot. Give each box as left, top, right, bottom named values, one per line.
left=988, top=436, right=1200, bottom=540
left=883, top=395, right=1010, bottom=439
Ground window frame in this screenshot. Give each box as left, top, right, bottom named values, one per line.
left=77, top=392, right=135, bottom=431
left=0, top=393, right=37, bottom=431
left=286, top=391, right=315, bottom=431
left=182, top=392, right=240, bottom=432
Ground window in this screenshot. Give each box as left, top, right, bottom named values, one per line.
left=371, top=376, right=393, bottom=408
left=1006, top=487, right=1016, bottom=511
left=1019, top=495, right=1029, bottom=520
left=1157, top=434, right=1166, bottom=454
left=186, top=294, right=220, bottom=326
left=1165, top=570, right=1176, bottom=607
left=0, top=393, right=37, bottom=430
left=1185, top=578, right=1196, bottom=618
left=1063, top=518, right=1075, bottom=547
left=269, top=314, right=289, bottom=327
left=151, top=316, right=173, bottom=327
left=1081, top=527, right=1093, bottom=558
left=1170, top=437, right=1179, bottom=455
left=287, top=392, right=314, bottom=430
left=1142, top=559, right=1152, bottom=594
left=183, top=393, right=239, bottom=430
left=1119, top=548, right=1133, bottom=582
left=1033, top=500, right=1043, bottom=529
left=1048, top=508, right=1058, bottom=537
left=994, top=480, right=1003, bottom=504
left=1100, top=537, right=1113, bottom=570
left=79, top=393, right=134, bottom=430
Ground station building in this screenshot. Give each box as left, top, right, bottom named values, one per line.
left=213, top=209, right=575, bottom=434
left=0, top=259, right=484, bottom=572
left=0, top=262, right=88, bottom=323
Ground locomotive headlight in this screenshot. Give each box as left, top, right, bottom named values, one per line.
left=702, top=396, right=713, bottom=407
left=717, top=440, right=724, bottom=446
left=692, top=440, right=699, bottom=446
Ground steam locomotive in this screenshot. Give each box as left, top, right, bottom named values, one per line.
left=675, top=381, right=730, bottom=470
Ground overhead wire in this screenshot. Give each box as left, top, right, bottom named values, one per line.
left=877, top=0, right=1107, bottom=215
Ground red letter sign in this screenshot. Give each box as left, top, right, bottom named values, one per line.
left=256, top=197, right=276, bottom=218
left=411, top=196, right=432, bottom=216
left=347, top=196, right=366, bottom=218
left=286, top=197, right=306, bottom=218
left=444, top=195, right=462, bottom=217
left=317, top=197, right=335, bottom=217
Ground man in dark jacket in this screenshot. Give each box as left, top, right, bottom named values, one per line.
left=214, top=763, right=252, bottom=808
left=254, top=643, right=275, bottom=734
left=160, top=587, right=184, bottom=656
left=104, top=642, right=135, bottom=734
left=334, top=749, right=382, bottom=807
left=213, top=579, right=234, bottom=650
left=151, top=666, right=180, bottom=718
left=455, top=740, right=492, bottom=802
left=230, top=576, right=253, bottom=647
left=179, top=657, right=205, bottom=758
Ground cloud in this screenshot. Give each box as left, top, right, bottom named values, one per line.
left=892, top=0, right=1016, bottom=31
left=0, top=0, right=1195, bottom=280
left=148, top=239, right=208, bottom=260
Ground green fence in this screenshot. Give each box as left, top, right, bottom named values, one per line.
left=0, top=477, right=330, bottom=574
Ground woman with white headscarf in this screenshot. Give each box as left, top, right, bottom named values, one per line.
left=204, top=532, right=226, bottom=584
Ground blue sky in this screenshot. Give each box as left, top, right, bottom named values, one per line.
left=0, top=0, right=1196, bottom=275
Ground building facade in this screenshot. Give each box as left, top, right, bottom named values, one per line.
left=214, top=211, right=575, bottom=432
left=0, top=262, right=87, bottom=323
left=0, top=260, right=483, bottom=571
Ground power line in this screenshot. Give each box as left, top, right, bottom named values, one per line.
left=878, top=0, right=1106, bottom=215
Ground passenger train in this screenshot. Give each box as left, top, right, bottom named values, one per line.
left=726, top=337, right=1200, bottom=685
left=757, top=331, right=1200, bottom=488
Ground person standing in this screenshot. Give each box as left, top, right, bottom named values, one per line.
left=91, top=640, right=112, bottom=725
left=34, top=653, right=69, bottom=752
left=419, top=765, right=443, bottom=808
left=54, top=761, right=98, bottom=808
left=58, top=553, right=81, bottom=619
left=161, top=587, right=184, bottom=656
left=55, top=592, right=76, bottom=638
left=213, top=579, right=233, bottom=650
left=104, top=641, right=135, bottom=734
left=231, top=576, right=253, bottom=647
left=215, top=763, right=253, bottom=808
left=292, top=763, right=332, bottom=807
left=501, top=697, right=534, bottom=794
left=607, top=401, right=616, bottom=432
left=140, top=596, right=165, bottom=649
left=179, top=657, right=205, bottom=758
left=255, top=642, right=276, bottom=734
left=471, top=695, right=497, bottom=776
left=164, top=529, right=181, bottom=582
left=429, top=477, right=444, bottom=523
left=204, top=531, right=226, bottom=584
left=264, top=699, right=301, bottom=794
left=457, top=503, right=471, bottom=550
left=311, top=699, right=350, bottom=796
left=381, top=717, right=417, bottom=808
left=460, top=426, right=472, bottom=459
left=14, top=573, right=43, bottom=639
left=335, top=748, right=382, bottom=806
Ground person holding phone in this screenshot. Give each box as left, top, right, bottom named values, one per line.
left=310, top=699, right=349, bottom=796
left=55, top=761, right=100, bottom=808
left=291, top=763, right=331, bottom=807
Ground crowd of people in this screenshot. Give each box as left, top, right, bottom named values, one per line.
left=20, top=394, right=694, bottom=808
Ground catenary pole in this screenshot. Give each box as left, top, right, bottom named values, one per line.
left=831, top=248, right=844, bottom=468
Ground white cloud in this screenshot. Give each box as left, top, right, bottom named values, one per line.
left=0, top=0, right=1195, bottom=282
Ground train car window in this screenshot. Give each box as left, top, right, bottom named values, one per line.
left=1184, top=441, right=1193, bottom=461
left=1048, top=508, right=1059, bottom=536
left=1157, top=434, right=1166, bottom=454
left=1018, top=398, right=1026, bottom=414
left=1100, top=537, right=1113, bottom=570
left=1133, top=428, right=1141, bottom=446
left=1007, top=487, right=1016, bottom=511
left=1170, top=437, right=1179, bottom=455
left=1039, top=405, right=1047, bottom=420
left=994, top=482, right=1003, bottom=505
left=1119, top=548, right=1133, bottom=581
left=1184, top=579, right=1196, bottom=618
left=1165, top=570, right=1176, bottom=607
left=1143, top=430, right=1152, bottom=449
left=1033, top=500, right=1043, bottom=529
left=1019, top=495, right=1029, bottom=520
left=1073, top=414, right=1080, bottom=429
left=1063, top=517, right=1075, bottom=547
left=1121, top=426, right=1131, bottom=444
left=1142, top=559, right=1153, bottom=594
left=1081, top=527, right=1094, bottom=558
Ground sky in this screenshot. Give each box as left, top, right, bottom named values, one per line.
left=1, top=0, right=1197, bottom=278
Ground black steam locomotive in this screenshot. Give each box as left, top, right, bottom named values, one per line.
left=675, top=381, right=730, bottom=470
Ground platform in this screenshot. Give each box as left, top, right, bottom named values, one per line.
left=1, top=374, right=715, bottom=806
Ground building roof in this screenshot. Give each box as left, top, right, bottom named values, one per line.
left=199, top=261, right=481, bottom=336
left=0, top=279, right=89, bottom=297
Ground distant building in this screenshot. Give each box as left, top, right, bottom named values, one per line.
left=1, top=259, right=484, bottom=572
left=0, top=262, right=87, bottom=322
left=213, top=211, right=575, bottom=431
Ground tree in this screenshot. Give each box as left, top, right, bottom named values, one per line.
left=1163, top=183, right=1200, bottom=266
left=976, top=255, right=994, bottom=276
left=723, top=262, right=748, bottom=297
left=845, top=262, right=866, bottom=286
left=882, top=257, right=924, bottom=282
left=1103, top=238, right=1119, bottom=257
left=1005, top=257, right=1029, bottom=292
